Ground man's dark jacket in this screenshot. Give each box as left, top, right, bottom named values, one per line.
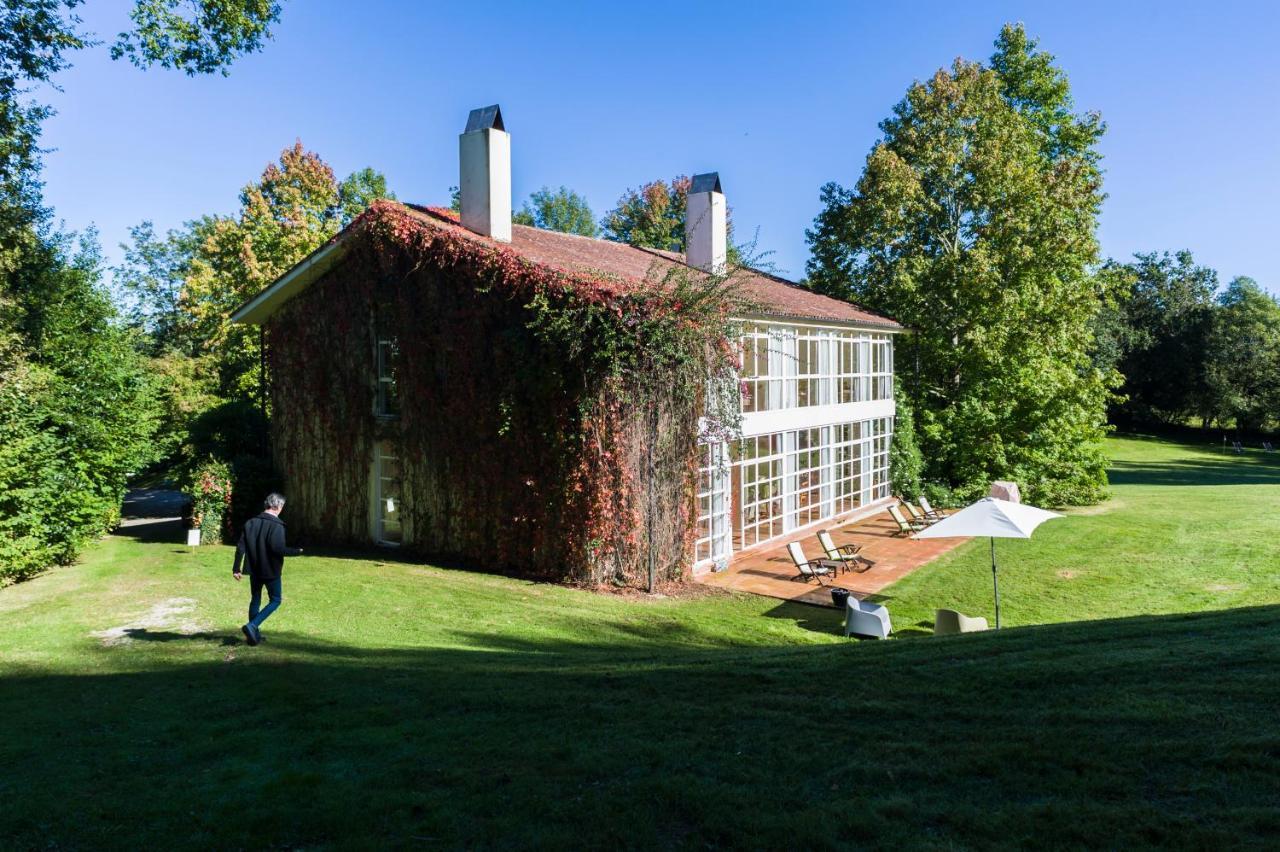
left=232, top=512, right=301, bottom=580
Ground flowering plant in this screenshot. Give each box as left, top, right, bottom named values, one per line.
left=184, top=458, right=234, bottom=544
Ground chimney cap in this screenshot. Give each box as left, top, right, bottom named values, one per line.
left=691, top=172, right=722, bottom=194
left=464, top=104, right=505, bottom=134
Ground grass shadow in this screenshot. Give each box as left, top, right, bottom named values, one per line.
left=4, top=605, right=1279, bottom=848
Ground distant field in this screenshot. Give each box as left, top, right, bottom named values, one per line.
left=2, top=435, right=1278, bottom=848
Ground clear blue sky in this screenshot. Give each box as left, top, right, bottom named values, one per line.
left=37, top=1, right=1280, bottom=291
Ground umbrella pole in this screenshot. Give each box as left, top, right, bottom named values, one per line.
left=990, top=536, right=1001, bottom=629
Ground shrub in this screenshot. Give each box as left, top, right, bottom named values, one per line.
left=890, top=385, right=924, bottom=499
left=183, top=458, right=233, bottom=544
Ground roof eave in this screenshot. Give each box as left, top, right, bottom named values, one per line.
left=229, top=235, right=351, bottom=326
left=734, top=310, right=903, bottom=332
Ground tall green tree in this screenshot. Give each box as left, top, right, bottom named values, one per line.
left=1094, top=250, right=1217, bottom=425
left=806, top=24, right=1117, bottom=505
left=513, top=185, right=597, bottom=236
left=1204, top=276, right=1280, bottom=432
left=0, top=0, right=288, bottom=581
left=0, top=226, right=161, bottom=582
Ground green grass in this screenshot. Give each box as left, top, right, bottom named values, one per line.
left=3, top=434, right=1279, bottom=848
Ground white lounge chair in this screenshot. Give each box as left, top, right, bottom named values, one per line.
left=816, top=530, right=873, bottom=574
left=902, top=502, right=939, bottom=526
left=845, top=597, right=892, bottom=639
left=888, top=504, right=928, bottom=536
left=934, top=608, right=989, bottom=635
left=787, top=541, right=833, bottom=584
left=917, top=496, right=948, bottom=520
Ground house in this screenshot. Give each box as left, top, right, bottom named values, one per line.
left=230, top=105, right=901, bottom=587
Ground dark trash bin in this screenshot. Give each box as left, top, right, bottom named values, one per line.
left=830, top=588, right=851, bottom=609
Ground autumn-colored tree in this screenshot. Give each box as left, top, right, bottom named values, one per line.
left=118, top=142, right=394, bottom=397
left=601, top=176, right=740, bottom=263
left=601, top=176, right=690, bottom=251
left=807, top=24, right=1118, bottom=505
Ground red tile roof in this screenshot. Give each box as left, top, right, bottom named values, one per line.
left=402, top=205, right=900, bottom=329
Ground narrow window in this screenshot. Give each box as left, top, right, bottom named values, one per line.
left=375, top=319, right=400, bottom=418
left=375, top=442, right=402, bottom=545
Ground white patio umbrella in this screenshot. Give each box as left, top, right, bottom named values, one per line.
left=912, top=497, right=1064, bottom=629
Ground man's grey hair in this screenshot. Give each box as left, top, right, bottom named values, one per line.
left=264, top=493, right=287, bottom=510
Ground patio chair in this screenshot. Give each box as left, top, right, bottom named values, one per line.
left=817, top=530, right=874, bottom=573
left=887, top=505, right=928, bottom=536
left=1265, top=441, right=1275, bottom=452
left=917, top=496, right=948, bottom=521
left=787, top=541, right=833, bottom=585
left=902, top=502, right=939, bottom=526
left=934, top=608, right=989, bottom=635
left=845, top=597, right=892, bottom=640
left=1232, top=440, right=1243, bottom=454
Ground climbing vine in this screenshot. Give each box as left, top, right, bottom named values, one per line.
left=265, top=201, right=744, bottom=586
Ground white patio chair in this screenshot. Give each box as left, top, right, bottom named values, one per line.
left=845, top=597, right=892, bottom=640
left=934, top=608, right=989, bottom=635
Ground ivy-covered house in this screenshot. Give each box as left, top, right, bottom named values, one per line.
left=231, top=105, right=900, bottom=587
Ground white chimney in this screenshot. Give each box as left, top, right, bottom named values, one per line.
left=686, top=172, right=726, bottom=274
left=458, top=104, right=511, bottom=242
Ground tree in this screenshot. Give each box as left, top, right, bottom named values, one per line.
left=601, top=176, right=689, bottom=251
left=0, top=0, right=288, bottom=581
left=601, top=176, right=740, bottom=262
left=1095, top=251, right=1217, bottom=425
left=112, top=220, right=199, bottom=353
left=513, top=185, right=597, bottom=236
left=338, top=167, right=392, bottom=226
left=113, top=142, right=392, bottom=479
left=0, top=226, right=161, bottom=582
left=806, top=24, right=1117, bottom=505
left=110, top=0, right=282, bottom=76
left=1204, top=277, right=1280, bottom=432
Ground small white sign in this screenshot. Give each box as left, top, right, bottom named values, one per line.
left=186, top=528, right=201, bottom=547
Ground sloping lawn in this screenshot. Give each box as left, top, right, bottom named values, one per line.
left=2, top=434, right=1278, bottom=848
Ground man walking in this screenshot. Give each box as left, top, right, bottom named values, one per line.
left=233, top=493, right=302, bottom=645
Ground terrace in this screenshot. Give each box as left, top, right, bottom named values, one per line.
left=695, top=508, right=967, bottom=606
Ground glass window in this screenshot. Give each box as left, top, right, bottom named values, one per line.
left=376, top=442, right=402, bottom=545
left=732, top=323, right=893, bottom=414
left=375, top=334, right=400, bottom=417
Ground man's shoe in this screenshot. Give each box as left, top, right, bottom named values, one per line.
left=241, top=623, right=259, bottom=646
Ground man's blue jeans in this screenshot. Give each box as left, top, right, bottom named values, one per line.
left=249, top=577, right=283, bottom=628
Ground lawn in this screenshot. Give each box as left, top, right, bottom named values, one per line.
left=2, top=434, right=1279, bottom=848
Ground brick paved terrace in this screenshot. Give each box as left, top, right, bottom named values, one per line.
left=696, top=507, right=967, bottom=607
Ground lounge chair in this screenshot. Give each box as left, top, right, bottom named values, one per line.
left=917, top=496, right=948, bottom=520
left=888, top=505, right=928, bottom=536
left=817, top=530, right=874, bottom=573
left=787, top=541, right=833, bottom=584
left=902, top=502, right=938, bottom=526
left=1232, top=440, right=1243, bottom=454
left=1265, top=441, right=1274, bottom=453
left=934, top=608, right=989, bottom=635
left=845, top=597, right=892, bottom=639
